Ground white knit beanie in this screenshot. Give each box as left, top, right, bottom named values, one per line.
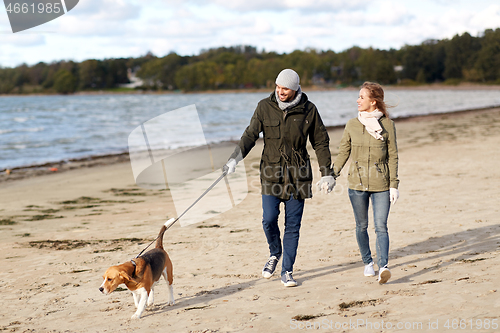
left=275, top=69, right=300, bottom=91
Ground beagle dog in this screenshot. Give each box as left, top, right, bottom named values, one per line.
left=99, top=221, right=174, bottom=319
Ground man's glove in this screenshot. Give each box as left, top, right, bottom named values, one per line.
left=316, top=175, right=336, bottom=194
left=390, top=188, right=399, bottom=205
left=223, top=158, right=237, bottom=175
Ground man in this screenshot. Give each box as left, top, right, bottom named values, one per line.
left=225, top=69, right=335, bottom=287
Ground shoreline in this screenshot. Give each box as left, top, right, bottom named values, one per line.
left=1, top=82, right=500, bottom=98
left=2, top=105, right=499, bottom=181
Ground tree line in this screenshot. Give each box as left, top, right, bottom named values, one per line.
left=1, top=28, right=499, bottom=94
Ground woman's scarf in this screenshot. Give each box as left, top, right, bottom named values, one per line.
left=358, top=109, right=384, bottom=141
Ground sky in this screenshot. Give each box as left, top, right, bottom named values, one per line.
left=0, top=0, right=499, bottom=67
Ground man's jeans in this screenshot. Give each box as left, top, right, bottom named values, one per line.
left=262, top=194, right=304, bottom=275
left=348, top=189, right=391, bottom=268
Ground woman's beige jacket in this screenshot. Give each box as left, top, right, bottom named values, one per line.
left=334, top=116, right=399, bottom=192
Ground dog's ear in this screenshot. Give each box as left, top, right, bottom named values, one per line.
left=133, top=258, right=146, bottom=279
left=119, top=271, right=140, bottom=289
left=119, top=271, right=132, bottom=282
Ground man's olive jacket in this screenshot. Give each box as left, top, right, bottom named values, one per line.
left=233, top=91, right=333, bottom=200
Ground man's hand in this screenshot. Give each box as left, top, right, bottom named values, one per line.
left=223, top=158, right=237, bottom=175
left=316, top=175, right=336, bottom=194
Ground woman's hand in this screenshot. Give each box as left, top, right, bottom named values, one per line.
left=390, top=188, right=399, bottom=205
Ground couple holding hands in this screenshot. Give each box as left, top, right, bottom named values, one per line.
left=225, top=69, right=399, bottom=287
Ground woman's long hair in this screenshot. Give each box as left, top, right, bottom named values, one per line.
left=361, top=82, right=390, bottom=118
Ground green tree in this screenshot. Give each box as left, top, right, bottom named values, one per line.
left=137, top=52, right=187, bottom=90
left=375, top=58, right=397, bottom=84
left=28, top=62, right=49, bottom=86
left=282, top=49, right=320, bottom=85
left=444, top=32, right=480, bottom=80
left=102, top=58, right=130, bottom=88
left=313, top=50, right=339, bottom=84
left=401, top=40, right=445, bottom=83
left=337, top=47, right=362, bottom=84
left=175, top=61, right=220, bottom=90
left=78, top=59, right=105, bottom=89
left=53, top=69, right=77, bottom=94
left=0, top=67, right=16, bottom=93
left=244, top=58, right=267, bottom=88
left=474, top=28, right=500, bottom=82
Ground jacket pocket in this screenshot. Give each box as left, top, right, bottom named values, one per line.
left=374, top=162, right=390, bottom=184
left=261, top=153, right=283, bottom=183
left=263, top=119, right=280, bottom=139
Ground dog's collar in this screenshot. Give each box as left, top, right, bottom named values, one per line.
left=130, top=259, right=137, bottom=277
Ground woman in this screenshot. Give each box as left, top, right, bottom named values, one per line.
left=333, top=82, right=399, bottom=284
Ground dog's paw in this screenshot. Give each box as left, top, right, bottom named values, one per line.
left=131, top=313, right=141, bottom=320
left=167, top=299, right=175, bottom=306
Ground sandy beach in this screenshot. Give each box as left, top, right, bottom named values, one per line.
left=1, top=107, right=499, bottom=332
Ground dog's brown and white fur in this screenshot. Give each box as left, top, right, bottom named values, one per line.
left=99, top=222, right=174, bottom=319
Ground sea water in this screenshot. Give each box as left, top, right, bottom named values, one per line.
left=1, top=89, right=499, bottom=170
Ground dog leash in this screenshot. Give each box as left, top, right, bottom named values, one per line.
left=135, top=168, right=229, bottom=258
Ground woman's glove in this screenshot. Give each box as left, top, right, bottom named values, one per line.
left=390, top=188, right=399, bottom=205
left=223, top=158, right=237, bottom=175
left=316, top=175, right=336, bottom=194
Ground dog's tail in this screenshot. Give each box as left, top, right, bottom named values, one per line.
left=156, top=218, right=175, bottom=249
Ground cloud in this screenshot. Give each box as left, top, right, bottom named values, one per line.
left=404, top=5, right=499, bottom=43
left=163, top=0, right=366, bottom=12
left=1, top=0, right=499, bottom=68
left=236, top=17, right=273, bottom=35
left=140, top=16, right=240, bottom=39
left=54, top=14, right=133, bottom=36
left=325, top=1, right=498, bottom=50
left=69, top=0, right=141, bottom=21
left=269, top=33, right=300, bottom=51
left=366, top=1, right=411, bottom=26
left=39, top=0, right=143, bottom=37
left=470, top=4, right=500, bottom=31
left=0, top=34, right=46, bottom=47
left=331, top=2, right=412, bottom=27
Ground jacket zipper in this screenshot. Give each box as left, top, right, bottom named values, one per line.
left=281, top=110, right=294, bottom=192
left=355, top=161, right=363, bottom=187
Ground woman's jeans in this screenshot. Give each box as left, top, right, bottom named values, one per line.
left=348, top=189, right=391, bottom=268
left=262, top=194, right=304, bottom=276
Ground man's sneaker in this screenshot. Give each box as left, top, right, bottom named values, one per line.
left=378, top=266, right=391, bottom=284
left=262, top=256, right=279, bottom=279
left=281, top=271, right=297, bottom=287
left=364, top=261, right=375, bottom=277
